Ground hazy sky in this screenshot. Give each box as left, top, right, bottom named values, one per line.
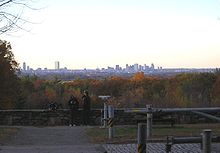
left=2, top=0, right=220, bottom=69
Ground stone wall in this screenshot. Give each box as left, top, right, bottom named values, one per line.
left=0, top=109, right=216, bottom=126
left=0, top=109, right=136, bottom=126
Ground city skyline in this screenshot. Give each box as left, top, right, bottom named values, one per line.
left=2, top=0, right=220, bottom=69
left=22, top=61, right=157, bottom=71
left=20, top=61, right=215, bottom=79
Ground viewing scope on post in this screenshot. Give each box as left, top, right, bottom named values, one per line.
left=98, top=95, right=111, bottom=128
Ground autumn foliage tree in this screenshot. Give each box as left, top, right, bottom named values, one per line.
left=0, top=40, right=21, bottom=109
left=17, top=72, right=220, bottom=109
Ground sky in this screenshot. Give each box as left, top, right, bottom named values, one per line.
left=2, top=0, right=220, bottom=69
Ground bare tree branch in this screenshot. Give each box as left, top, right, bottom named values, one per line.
left=0, top=12, right=24, bottom=33
left=0, top=0, right=12, bottom=7
left=12, top=1, right=40, bottom=11
left=0, top=0, right=39, bottom=34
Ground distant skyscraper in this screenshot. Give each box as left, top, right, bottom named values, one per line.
left=144, top=64, right=149, bottom=70
left=115, top=65, right=120, bottom=71
left=23, top=62, right=26, bottom=71
left=151, top=63, right=155, bottom=69
left=125, top=64, right=130, bottom=71
left=55, top=61, right=60, bottom=70
left=134, top=63, right=138, bottom=71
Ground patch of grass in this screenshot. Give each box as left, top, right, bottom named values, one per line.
left=153, top=123, right=220, bottom=138
left=86, top=126, right=108, bottom=143
left=86, top=125, right=137, bottom=144
left=0, top=127, right=19, bottom=144
left=86, top=124, right=220, bottom=144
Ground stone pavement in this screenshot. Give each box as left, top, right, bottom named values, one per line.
left=0, top=126, right=105, bottom=153
left=103, top=143, right=220, bottom=153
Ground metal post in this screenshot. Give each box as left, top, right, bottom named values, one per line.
left=202, top=129, right=212, bottom=153
left=104, top=103, right=108, bottom=128
left=100, top=109, right=103, bottom=127
left=165, top=136, right=172, bottom=153
left=200, top=133, right=203, bottom=150
left=146, top=105, right=152, bottom=139
left=108, top=105, right=114, bottom=139
left=98, top=95, right=111, bottom=128
left=138, top=123, right=146, bottom=153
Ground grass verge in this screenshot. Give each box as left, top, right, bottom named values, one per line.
left=86, top=123, right=220, bottom=144
left=0, top=127, right=19, bottom=145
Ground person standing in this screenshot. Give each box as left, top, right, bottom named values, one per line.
left=82, top=90, right=91, bottom=125
left=68, top=94, right=79, bottom=126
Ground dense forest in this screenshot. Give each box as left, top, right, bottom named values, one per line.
left=2, top=71, right=220, bottom=109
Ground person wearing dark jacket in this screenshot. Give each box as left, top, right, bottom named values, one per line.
left=68, top=95, right=79, bottom=126
left=82, top=90, right=91, bottom=125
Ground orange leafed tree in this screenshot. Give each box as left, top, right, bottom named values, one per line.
left=132, top=72, right=145, bottom=82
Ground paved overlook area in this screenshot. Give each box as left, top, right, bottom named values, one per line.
left=0, top=126, right=104, bottom=153
left=0, top=126, right=220, bottom=153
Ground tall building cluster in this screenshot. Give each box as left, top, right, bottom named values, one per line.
left=22, top=61, right=158, bottom=73
left=123, top=63, right=156, bottom=72
left=22, top=61, right=68, bottom=72
left=22, top=62, right=30, bottom=71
